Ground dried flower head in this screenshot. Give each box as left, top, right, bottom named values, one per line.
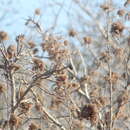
left=16, top=34, right=25, bottom=43
left=69, top=29, right=77, bottom=37
left=111, top=22, right=124, bottom=35
left=96, top=96, right=109, bottom=107
left=100, top=4, right=110, bottom=11
left=104, top=72, right=119, bottom=84
left=20, top=101, right=33, bottom=113
left=28, top=122, right=39, bottom=130
left=35, top=8, right=41, bottom=15
left=0, top=31, right=8, bottom=42
left=28, top=41, right=36, bottom=48
left=7, top=45, right=16, bottom=59
left=32, top=58, right=44, bottom=71
left=72, top=119, right=84, bottom=130
left=80, top=104, right=98, bottom=124
left=83, top=36, right=92, bottom=44
left=113, top=48, right=124, bottom=58
left=117, top=9, right=125, bottom=16
left=63, top=40, right=69, bottom=46
left=56, top=74, right=68, bottom=82
left=100, top=51, right=111, bottom=62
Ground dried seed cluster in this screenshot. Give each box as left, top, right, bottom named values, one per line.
left=80, top=104, right=98, bottom=124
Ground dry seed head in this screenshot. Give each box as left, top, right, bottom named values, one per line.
left=7, top=45, right=16, bottom=59
left=104, top=72, right=119, bottom=84
left=111, top=22, right=124, bottom=35
left=63, top=40, right=69, bottom=46
left=83, top=36, right=92, bottom=44
left=0, top=31, right=8, bottom=42
left=80, top=104, right=98, bottom=124
left=69, top=29, right=77, bottom=37
left=16, top=34, right=25, bottom=43
left=98, top=96, right=109, bottom=107
left=56, top=74, right=68, bottom=82
left=100, top=4, right=110, bottom=11
left=32, top=58, right=44, bottom=71
left=113, top=48, right=124, bottom=58
left=20, top=101, right=33, bottom=113
left=72, top=119, right=84, bottom=130
left=28, top=122, right=39, bottom=130
left=70, top=82, right=80, bottom=88
left=100, top=51, right=111, bottom=62
left=35, top=8, right=41, bottom=15
left=28, top=41, right=36, bottom=48
left=117, top=9, right=125, bottom=16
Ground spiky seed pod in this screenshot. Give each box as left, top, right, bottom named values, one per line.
left=69, top=29, right=77, bottom=37
left=28, top=41, right=36, bottom=48
left=83, top=36, right=92, bottom=44
left=0, top=31, right=8, bottom=42
left=32, top=58, right=44, bottom=71
left=28, top=122, right=39, bottom=130
left=117, top=9, right=125, bottom=16
left=35, top=8, right=41, bottom=15
left=20, top=102, right=33, bottom=113
left=16, top=34, right=25, bottom=43
left=80, top=104, right=98, bottom=124
left=7, top=45, right=16, bottom=59
left=63, top=40, right=69, bottom=46
left=56, top=74, right=67, bottom=82
left=111, top=22, right=124, bottom=35
left=100, top=4, right=110, bottom=11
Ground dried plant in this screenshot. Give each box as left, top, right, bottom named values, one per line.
left=0, top=1, right=130, bottom=130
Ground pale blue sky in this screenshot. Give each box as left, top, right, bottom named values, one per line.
left=0, top=0, right=127, bottom=39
